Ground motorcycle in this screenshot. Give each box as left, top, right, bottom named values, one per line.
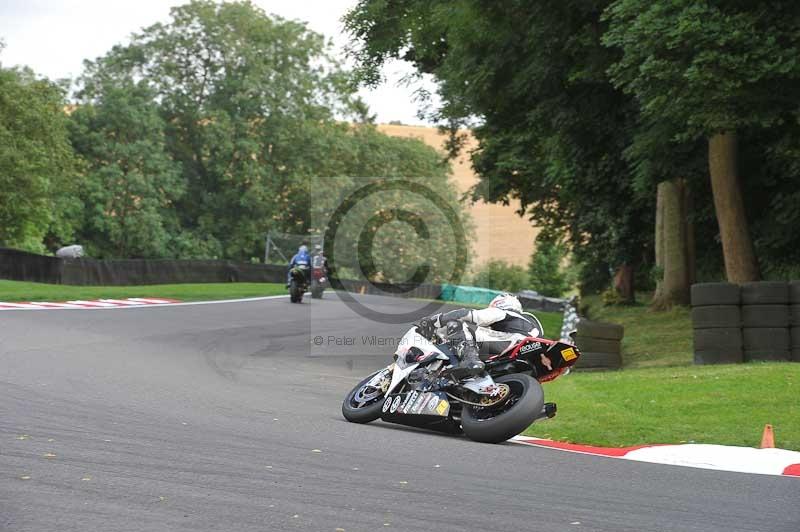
left=310, top=255, right=327, bottom=299
left=342, top=323, right=581, bottom=443
left=288, top=264, right=309, bottom=303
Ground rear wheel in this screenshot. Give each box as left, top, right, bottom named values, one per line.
left=289, top=279, right=303, bottom=303
left=461, top=373, right=544, bottom=444
left=311, top=280, right=323, bottom=299
left=342, top=368, right=392, bottom=424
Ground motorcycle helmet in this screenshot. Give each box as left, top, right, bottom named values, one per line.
left=299, top=245, right=308, bottom=253
left=489, top=293, right=522, bottom=313
left=314, top=244, right=322, bottom=252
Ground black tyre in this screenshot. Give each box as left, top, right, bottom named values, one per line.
left=342, top=369, right=391, bottom=424
left=741, top=305, right=789, bottom=328
left=744, top=349, right=790, bottom=362
left=694, top=348, right=743, bottom=365
left=575, top=351, right=622, bottom=370
left=691, top=283, right=740, bottom=306
left=790, top=305, right=800, bottom=326
left=790, top=281, right=800, bottom=304
left=741, top=282, right=789, bottom=305
left=691, top=306, right=741, bottom=328
left=693, top=328, right=742, bottom=351
left=575, top=336, right=621, bottom=355
left=576, top=319, right=624, bottom=340
left=289, top=280, right=303, bottom=303
left=791, top=327, right=800, bottom=348
left=742, top=328, right=790, bottom=351
left=461, top=373, right=544, bottom=444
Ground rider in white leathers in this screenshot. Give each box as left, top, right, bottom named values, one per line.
left=417, top=293, right=542, bottom=376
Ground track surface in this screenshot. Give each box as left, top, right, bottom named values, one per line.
left=2, top=293, right=798, bottom=532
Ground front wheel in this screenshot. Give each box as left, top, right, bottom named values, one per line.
left=461, top=373, right=544, bottom=444
left=342, top=368, right=391, bottom=424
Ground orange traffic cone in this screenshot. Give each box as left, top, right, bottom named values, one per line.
left=760, top=424, right=775, bottom=449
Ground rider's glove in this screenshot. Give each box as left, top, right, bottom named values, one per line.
left=417, top=316, right=436, bottom=340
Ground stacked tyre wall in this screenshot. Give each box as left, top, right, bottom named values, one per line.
left=741, top=282, right=791, bottom=362
left=691, top=283, right=743, bottom=364
left=691, top=281, right=800, bottom=364
left=574, top=319, right=624, bottom=370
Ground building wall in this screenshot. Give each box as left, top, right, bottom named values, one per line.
left=377, top=124, right=538, bottom=269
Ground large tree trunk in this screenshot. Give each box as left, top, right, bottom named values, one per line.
left=708, top=132, right=759, bottom=282
left=652, top=179, right=691, bottom=310
left=613, top=263, right=635, bottom=304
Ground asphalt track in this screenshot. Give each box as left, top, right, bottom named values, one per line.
left=2, top=293, right=798, bottom=532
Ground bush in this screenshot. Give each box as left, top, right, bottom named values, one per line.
left=472, top=259, right=529, bottom=293
left=528, top=238, right=573, bottom=297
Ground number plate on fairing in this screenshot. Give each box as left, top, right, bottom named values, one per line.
left=381, top=391, right=450, bottom=417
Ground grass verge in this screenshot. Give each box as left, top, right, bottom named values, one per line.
left=0, top=280, right=286, bottom=302
left=525, top=362, right=800, bottom=451
left=582, top=293, right=692, bottom=368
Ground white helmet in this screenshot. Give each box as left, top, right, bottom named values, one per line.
left=489, top=293, right=522, bottom=313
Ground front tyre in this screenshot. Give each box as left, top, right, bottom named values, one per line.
left=461, top=373, right=544, bottom=444
left=342, top=369, right=391, bottom=424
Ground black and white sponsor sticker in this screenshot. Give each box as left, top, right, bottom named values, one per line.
left=382, top=397, right=392, bottom=413
left=412, top=393, right=431, bottom=414
left=427, top=396, right=440, bottom=412
left=389, top=395, right=402, bottom=413
left=401, top=391, right=419, bottom=414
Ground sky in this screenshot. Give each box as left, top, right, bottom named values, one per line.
left=0, top=0, right=438, bottom=125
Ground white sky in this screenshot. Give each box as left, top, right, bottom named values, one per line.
left=0, top=0, right=437, bottom=125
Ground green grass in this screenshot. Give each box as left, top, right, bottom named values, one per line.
left=526, top=362, right=800, bottom=451
left=0, top=280, right=286, bottom=302
left=583, top=293, right=692, bottom=368
left=520, top=291, right=800, bottom=450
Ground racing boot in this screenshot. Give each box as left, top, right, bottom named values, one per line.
left=455, top=341, right=484, bottom=376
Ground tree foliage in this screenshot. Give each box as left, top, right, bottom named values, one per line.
left=68, top=82, right=185, bottom=258
left=0, top=65, right=77, bottom=252
left=345, top=0, right=653, bottom=291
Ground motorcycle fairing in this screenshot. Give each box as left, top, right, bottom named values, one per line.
left=387, top=328, right=449, bottom=395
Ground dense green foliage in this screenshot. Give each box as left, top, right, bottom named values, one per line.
left=0, top=65, right=77, bottom=252
left=528, top=238, right=573, bottom=297
left=345, top=0, right=800, bottom=289
left=471, top=260, right=529, bottom=293
left=1, top=1, right=471, bottom=284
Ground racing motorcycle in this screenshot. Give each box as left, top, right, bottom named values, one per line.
left=310, top=255, right=327, bottom=299
left=288, top=264, right=309, bottom=303
left=342, top=322, right=581, bottom=443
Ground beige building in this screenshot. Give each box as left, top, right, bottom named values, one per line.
left=378, top=124, right=538, bottom=270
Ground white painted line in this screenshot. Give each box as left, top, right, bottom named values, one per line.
left=0, top=294, right=292, bottom=311
left=98, top=299, right=149, bottom=305
left=126, top=297, right=176, bottom=304
left=66, top=300, right=119, bottom=307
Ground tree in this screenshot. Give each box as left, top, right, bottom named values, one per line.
left=77, top=0, right=362, bottom=260
left=603, top=1, right=800, bottom=283
left=0, top=64, right=77, bottom=252
left=528, top=237, right=573, bottom=298
left=345, top=0, right=653, bottom=301
left=472, top=260, right=528, bottom=293
left=68, top=82, right=185, bottom=258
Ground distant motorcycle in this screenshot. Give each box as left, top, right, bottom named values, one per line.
left=310, top=255, right=327, bottom=299
left=342, top=324, right=580, bottom=443
left=288, top=264, right=309, bottom=303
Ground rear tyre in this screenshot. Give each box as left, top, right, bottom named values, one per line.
left=461, top=373, right=544, bottom=444
left=289, top=280, right=303, bottom=303
left=342, top=370, right=390, bottom=424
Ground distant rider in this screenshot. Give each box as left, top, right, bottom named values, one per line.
left=311, top=244, right=327, bottom=273
left=417, top=293, right=543, bottom=376
left=287, top=245, right=311, bottom=286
